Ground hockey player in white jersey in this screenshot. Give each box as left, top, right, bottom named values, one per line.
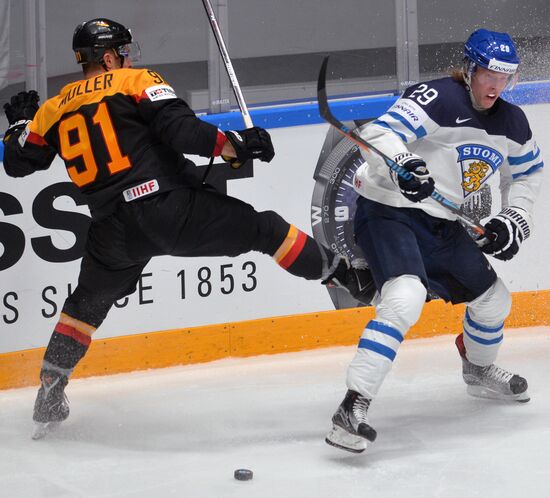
left=326, top=29, right=543, bottom=454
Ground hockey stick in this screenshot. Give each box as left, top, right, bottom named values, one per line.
left=317, top=56, right=487, bottom=237
left=201, top=0, right=253, bottom=129
left=201, top=0, right=253, bottom=184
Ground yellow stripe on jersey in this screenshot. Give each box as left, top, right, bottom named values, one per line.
left=30, top=68, right=171, bottom=138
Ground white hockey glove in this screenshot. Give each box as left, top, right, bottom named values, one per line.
left=391, top=152, right=435, bottom=203
left=478, top=207, right=530, bottom=261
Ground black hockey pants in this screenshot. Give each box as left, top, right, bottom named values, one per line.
left=62, top=186, right=324, bottom=328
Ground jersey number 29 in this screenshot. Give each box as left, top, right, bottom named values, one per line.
left=408, top=84, right=438, bottom=106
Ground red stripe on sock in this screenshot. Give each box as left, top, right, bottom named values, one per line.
left=55, top=322, right=92, bottom=347
left=278, top=230, right=308, bottom=269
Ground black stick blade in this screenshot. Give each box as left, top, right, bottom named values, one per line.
left=317, top=56, right=330, bottom=120
left=317, top=56, right=355, bottom=136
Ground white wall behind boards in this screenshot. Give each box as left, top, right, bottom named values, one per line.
left=491, top=104, right=550, bottom=291
left=39, top=0, right=550, bottom=77
left=1, top=104, right=550, bottom=353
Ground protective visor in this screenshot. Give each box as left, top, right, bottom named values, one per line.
left=473, top=69, right=519, bottom=91
left=117, top=42, right=141, bottom=63
left=465, top=59, right=519, bottom=92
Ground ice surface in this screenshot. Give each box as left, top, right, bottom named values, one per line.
left=1, top=327, right=549, bottom=498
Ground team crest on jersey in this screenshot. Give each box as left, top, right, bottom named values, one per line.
left=456, top=144, right=503, bottom=195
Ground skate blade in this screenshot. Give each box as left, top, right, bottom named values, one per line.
left=325, top=425, right=367, bottom=454
left=32, top=421, right=61, bottom=440
left=466, top=385, right=530, bottom=403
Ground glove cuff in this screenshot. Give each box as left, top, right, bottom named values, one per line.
left=499, top=207, right=530, bottom=241
left=393, top=152, right=418, bottom=166
left=6, top=119, right=31, bottom=132
left=3, top=120, right=31, bottom=142
left=390, top=152, right=417, bottom=184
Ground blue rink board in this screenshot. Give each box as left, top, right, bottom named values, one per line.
left=200, top=80, right=550, bottom=129
left=1, top=81, right=550, bottom=162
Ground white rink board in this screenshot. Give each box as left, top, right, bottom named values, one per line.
left=1, top=104, right=550, bottom=352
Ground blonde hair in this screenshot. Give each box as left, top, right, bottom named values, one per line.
left=450, top=67, right=466, bottom=85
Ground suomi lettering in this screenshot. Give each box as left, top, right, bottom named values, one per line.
left=462, top=146, right=502, bottom=164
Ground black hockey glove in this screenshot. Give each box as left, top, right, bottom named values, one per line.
left=478, top=207, right=530, bottom=261
left=3, top=90, right=40, bottom=141
left=224, top=127, right=275, bottom=167
left=4, top=90, right=40, bottom=123
left=322, top=254, right=377, bottom=306
left=392, top=152, right=435, bottom=203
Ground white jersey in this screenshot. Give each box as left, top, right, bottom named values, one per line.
left=353, top=77, right=544, bottom=227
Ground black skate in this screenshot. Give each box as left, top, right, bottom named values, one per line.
left=32, top=370, right=70, bottom=439
left=325, top=390, right=377, bottom=453
left=322, top=256, right=376, bottom=306
left=455, top=334, right=529, bottom=403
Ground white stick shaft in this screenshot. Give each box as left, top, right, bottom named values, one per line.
left=201, top=0, right=253, bottom=128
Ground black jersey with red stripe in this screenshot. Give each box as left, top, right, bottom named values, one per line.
left=3, top=68, right=227, bottom=217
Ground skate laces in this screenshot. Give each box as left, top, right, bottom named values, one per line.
left=42, top=375, right=61, bottom=398
left=352, top=396, right=370, bottom=424
left=41, top=374, right=69, bottom=406
left=482, top=364, right=513, bottom=384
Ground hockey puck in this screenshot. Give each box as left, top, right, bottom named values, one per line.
left=234, top=469, right=253, bottom=481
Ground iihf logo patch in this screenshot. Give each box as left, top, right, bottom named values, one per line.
left=456, top=144, right=503, bottom=195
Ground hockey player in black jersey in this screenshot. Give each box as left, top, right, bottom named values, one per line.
left=2, top=18, right=375, bottom=439
left=326, top=29, right=541, bottom=453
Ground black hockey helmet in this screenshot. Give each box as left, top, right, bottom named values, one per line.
left=72, top=18, right=139, bottom=64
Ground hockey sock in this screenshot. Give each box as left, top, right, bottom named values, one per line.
left=254, top=210, right=327, bottom=280
left=42, top=312, right=95, bottom=376
left=462, top=278, right=509, bottom=366
left=347, top=275, right=426, bottom=397
left=272, top=225, right=326, bottom=280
